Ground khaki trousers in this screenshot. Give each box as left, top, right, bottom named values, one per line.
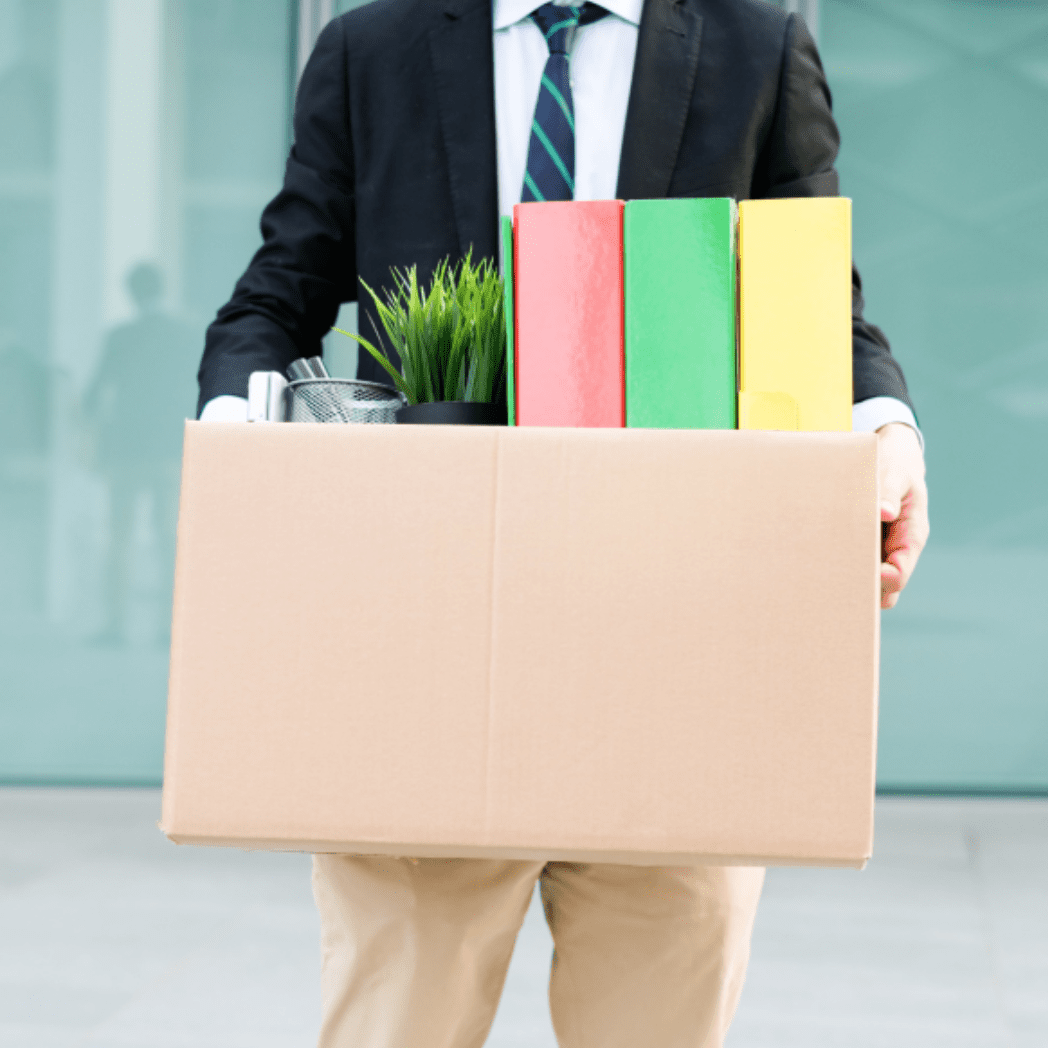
left=312, top=856, right=765, bottom=1048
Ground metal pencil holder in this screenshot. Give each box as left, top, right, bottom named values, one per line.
left=285, top=378, right=406, bottom=424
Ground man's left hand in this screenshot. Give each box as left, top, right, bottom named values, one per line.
left=877, top=422, right=929, bottom=610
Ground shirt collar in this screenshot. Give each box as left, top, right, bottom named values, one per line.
left=493, top=0, right=643, bottom=32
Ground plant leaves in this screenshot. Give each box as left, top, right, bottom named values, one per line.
left=330, top=253, right=506, bottom=406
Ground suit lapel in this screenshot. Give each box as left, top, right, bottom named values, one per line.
left=616, top=0, right=704, bottom=200
left=429, top=0, right=500, bottom=262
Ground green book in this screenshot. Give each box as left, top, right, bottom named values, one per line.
left=501, top=214, right=516, bottom=426
left=624, top=198, right=737, bottom=429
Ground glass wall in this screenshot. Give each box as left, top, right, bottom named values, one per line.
left=2, top=0, right=1045, bottom=790
left=0, top=0, right=292, bottom=782
left=822, top=0, right=1048, bottom=788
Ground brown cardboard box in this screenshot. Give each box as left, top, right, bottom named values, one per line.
left=161, top=423, right=879, bottom=868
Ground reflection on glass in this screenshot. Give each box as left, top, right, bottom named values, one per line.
left=0, top=0, right=291, bottom=783
left=82, top=264, right=197, bottom=645
left=0, top=0, right=1043, bottom=788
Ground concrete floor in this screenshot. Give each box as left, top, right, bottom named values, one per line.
left=0, top=791, right=1045, bottom=1047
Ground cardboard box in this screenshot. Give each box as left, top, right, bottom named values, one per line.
left=514, top=200, right=625, bottom=427
left=738, top=198, right=853, bottom=431
left=162, top=422, right=880, bottom=868
left=624, top=198, right=737, bottom=429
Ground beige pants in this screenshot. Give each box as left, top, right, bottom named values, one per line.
left=312, top=856, right=765, bottom=1048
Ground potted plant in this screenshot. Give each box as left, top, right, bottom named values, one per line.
left=333, top=252, right=507, bottom=425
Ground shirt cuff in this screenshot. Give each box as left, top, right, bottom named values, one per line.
left=199, top=395, right=249, bottom=422
left=852, top=396, right=924, bottom=452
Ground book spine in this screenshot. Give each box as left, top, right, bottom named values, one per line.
left=514, top=200, right=625, bottom=427
left=624, top=198, right=737, bottom=429
left=501, top=215, right=516, bottom=426
left=738, top=198, right=853, bottom=432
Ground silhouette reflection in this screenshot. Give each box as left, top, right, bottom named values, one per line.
left=83, top=264, right=197, bottom=645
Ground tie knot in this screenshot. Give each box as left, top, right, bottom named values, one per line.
left=530, top=3, right=606, bottom=55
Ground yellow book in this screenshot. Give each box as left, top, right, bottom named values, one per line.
left=738, top=198, right=852, bottom=431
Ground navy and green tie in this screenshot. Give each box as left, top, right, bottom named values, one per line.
left=521, top=3, right=608, bottom=203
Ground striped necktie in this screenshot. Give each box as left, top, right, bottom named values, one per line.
left=521, top=3, right=609, bottom=203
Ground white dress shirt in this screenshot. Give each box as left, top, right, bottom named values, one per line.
left=494, top=0, right=642, bottom=217
left=202, top=0, right=921, bottom=443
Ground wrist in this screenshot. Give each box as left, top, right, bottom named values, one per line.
left=877, top=421, right=923, bottom=450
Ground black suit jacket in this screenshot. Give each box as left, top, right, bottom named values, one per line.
left=198, top=0, right=913, bottom=415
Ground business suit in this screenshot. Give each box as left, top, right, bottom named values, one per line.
left=197, top=0, right=913, bottom=417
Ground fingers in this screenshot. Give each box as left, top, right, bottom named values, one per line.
left=880, top=546, right=904, bottom=609
left=880, top=487, right=929, bottom=608
left=880, top=564, right=902, bottom=609
left=876, top=424, right=929, bottom=610
left=879, top=457, right=911, bottom=526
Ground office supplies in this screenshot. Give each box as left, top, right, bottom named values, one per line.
left=738, top=198, right=852, bottom=432
left=624, top=198, right=737, bottom=429
left=514, top=200, right=625, bottom=427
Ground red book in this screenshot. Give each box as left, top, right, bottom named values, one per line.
left=514, top=201, right=625, bottom=427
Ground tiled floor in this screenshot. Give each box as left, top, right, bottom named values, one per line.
left=0, top=790, right=1045, bottom=1047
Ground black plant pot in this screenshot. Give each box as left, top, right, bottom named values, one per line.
left=396, top=400, right=507, bottom=426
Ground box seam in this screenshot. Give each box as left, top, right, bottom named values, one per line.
left=484, top=431, right=504, bottom=839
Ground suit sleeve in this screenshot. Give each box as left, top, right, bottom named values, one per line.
left=752, top=14, right=916, bottom=414
left=195, top=18, right=357, bottom=415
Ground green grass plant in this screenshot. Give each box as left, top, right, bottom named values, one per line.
left=333, top=252, right=506, bottom=406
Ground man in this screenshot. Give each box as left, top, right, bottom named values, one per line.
left=197, top=0, right=930, bottom=1044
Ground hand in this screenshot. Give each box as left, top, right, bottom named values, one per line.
left=877, top=422, right=929, bottom=610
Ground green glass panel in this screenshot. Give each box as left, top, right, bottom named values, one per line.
left=0, top=0, right=292, bottom=784
left=823, top=0, right=1048, bottom=790
left=5, top=0, right=1044, bottom=791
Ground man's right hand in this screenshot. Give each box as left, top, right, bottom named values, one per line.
left=877, top=422, right=929, bottom=609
